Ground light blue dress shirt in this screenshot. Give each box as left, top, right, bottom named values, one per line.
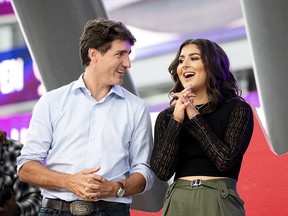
left=17, top=74, right=155, bottom=204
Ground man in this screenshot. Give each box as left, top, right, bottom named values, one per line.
left=0, top=130, right=42, bottom=216
left=17, top=18, right=154, bottom=216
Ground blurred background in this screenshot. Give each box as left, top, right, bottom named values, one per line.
left=0, top=0, right=259, bottom=143
left=2, top=1, right=288, bottom=215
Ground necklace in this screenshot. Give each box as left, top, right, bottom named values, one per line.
left=194, top=101, right=209, bottom=111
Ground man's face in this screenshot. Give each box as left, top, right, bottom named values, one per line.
left=94, top=39, right=132, bottom=86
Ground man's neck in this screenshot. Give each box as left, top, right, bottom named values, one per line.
left=82, top=72, right=112, bottom=101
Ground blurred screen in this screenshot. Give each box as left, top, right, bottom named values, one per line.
left=0, top=46, right=41, bottom=105
left=0, top=112, right=31, bottom=143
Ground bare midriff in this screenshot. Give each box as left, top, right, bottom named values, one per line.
left=179, top=176, right=228, bottom=181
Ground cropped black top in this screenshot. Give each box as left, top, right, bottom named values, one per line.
left=150, top=99, right=254, bottom=181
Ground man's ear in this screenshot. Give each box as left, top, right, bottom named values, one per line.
left=88, top=48, right=99, bottom=62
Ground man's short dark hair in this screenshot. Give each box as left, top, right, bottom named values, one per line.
left=79, top=18, right=136, bottom=67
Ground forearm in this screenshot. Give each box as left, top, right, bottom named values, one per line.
left=18, top=160, right=68, bottom=190
left=93, top=173, right=146, bottom=200
left=151, top=116, right=181, bottom=181
left=121, top=173, right=146, bottom=196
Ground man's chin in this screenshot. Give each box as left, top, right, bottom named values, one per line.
left=115, top=79, right=124, bottom=86
left=112, top=82, right=123, bottom=87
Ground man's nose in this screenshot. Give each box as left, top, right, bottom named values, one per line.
left=123, top=56, right=131, bottom=68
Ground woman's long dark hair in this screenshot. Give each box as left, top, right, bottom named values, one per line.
left=168, top=38, right=242, bottom=113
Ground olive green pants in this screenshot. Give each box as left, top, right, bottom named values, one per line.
left=162, top=178, right=245, bottom=216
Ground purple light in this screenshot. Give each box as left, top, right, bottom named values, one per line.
left=244, top=90, right=260, bottom=108
left=0, top=112, right=31, bottom=142
left=0, top=1, right=13, bottom=15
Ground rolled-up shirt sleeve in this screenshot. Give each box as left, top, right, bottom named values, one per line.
left=129, top=104, right=155, bottom=192
left=17, top=93, right=53, bottom=172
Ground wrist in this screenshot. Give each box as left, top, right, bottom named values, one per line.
left=115, top=181, right=125, bottom=197
left=172, top=114, right=183, bottom=123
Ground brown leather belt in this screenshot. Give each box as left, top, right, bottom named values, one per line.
left=42, top=198, right=124, bottom=215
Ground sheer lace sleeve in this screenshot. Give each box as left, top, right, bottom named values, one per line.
left=150, top=109, right=182, bottom=181
left=183, top=102, right=254, bottom=172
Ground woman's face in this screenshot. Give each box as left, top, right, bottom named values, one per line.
left=176, top=44, right=208, bottom=94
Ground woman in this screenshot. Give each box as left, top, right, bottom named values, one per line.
left=150, top=38, right=254, bottom=216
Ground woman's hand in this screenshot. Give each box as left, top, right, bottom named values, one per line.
left=170, top=85, right=198, bottom=122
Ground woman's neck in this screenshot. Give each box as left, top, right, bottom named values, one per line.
left=192, top=91, right=209, bottom=106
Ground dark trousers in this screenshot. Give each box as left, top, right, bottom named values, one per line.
left=38, top=204, right=130, bottom=216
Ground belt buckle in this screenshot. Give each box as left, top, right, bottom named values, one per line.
left=191, top=179, right=202, bottom=187
left=70, top=200, right=93, bottom=216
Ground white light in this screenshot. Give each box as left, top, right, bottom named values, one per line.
left=9, top=127, right=28, bottom=144
left=0, top=58, right=24, bottom=94
left=10, top=128, right=19, bottom=141
left=102, top=0, right=142, bottom=11
left=20, top=127, right=28, bottom=144
left=32, top=61, right=46, bottom=95
left=255, top=107, right=268, bottom=132
left=150, top=112, right=159, bottom=138
left=127, top=25, right=180, bottom=49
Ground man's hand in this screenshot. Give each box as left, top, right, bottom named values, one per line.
left=87, top=178, right=118, bottom=199
left=65, top=167, right=104, bottom=201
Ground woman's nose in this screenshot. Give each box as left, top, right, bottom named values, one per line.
left=182, top=60, right=190, bottom=68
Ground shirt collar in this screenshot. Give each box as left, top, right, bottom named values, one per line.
left=71, top=73, right=86, bottom=91
left=71, top=73, right=125, bottom=99
left=111, top=85, right=125, bottom=99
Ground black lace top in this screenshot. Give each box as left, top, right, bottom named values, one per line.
left=150, top=99, right=254, bottom=181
